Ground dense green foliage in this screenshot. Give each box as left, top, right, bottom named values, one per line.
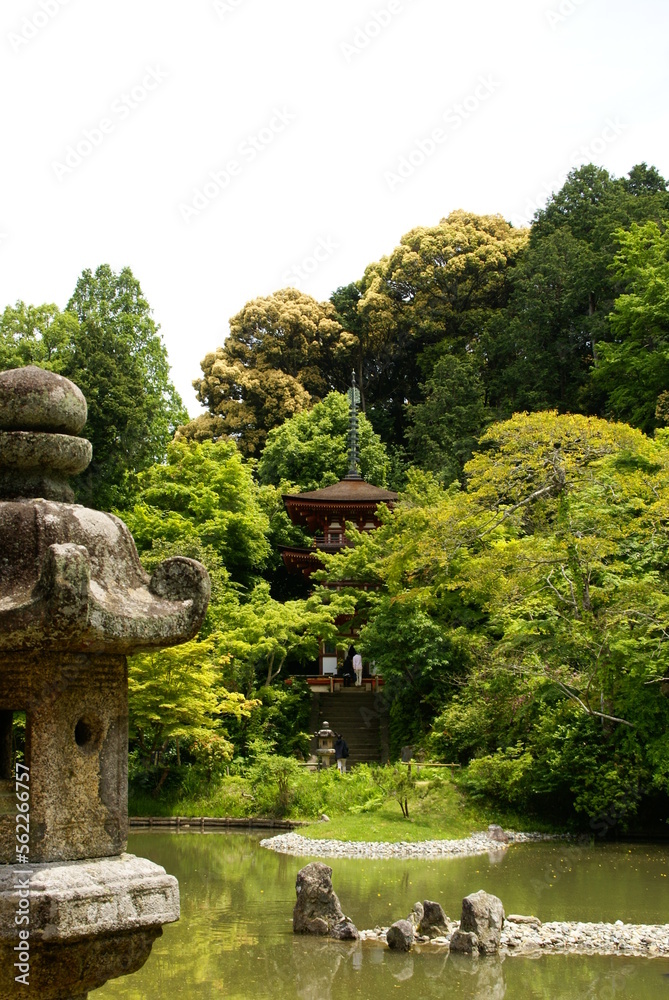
left=0, top=265, right=186, bottom=509
left=5, top=161, right=669, bottom=831
left=258, top=391, right=390, bottom=490
left=120, top=437, right=271, bottom=587
left=325, top=412, right=669, bottom=827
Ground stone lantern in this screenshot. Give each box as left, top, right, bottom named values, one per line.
left=315, top=722, right=337, bottom=768
left=0, top=367, right=211, bottom=999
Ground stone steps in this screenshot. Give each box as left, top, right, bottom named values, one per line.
left=310, top=691, right=386, bottom=766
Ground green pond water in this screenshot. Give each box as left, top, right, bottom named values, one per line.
left=97, top=832, right=669, bottom=1000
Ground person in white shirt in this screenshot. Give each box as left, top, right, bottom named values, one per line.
left=352, top=647, right=363, bottom=687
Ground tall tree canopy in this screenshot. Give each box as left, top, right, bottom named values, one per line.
left=191, top=288, right=346, bottom=456
left=355, top=210, right=528, bottom=445
left=0, top=266, right=186, bottom=511
left=486, top=164, right=669, bottom=421
left=66, top=265, right=187, bottom=508
left=0, top=302, right=77, bottom=372
left=257, top=391, right=390, bottom=491
left=593, top=220, right=669, bottom=433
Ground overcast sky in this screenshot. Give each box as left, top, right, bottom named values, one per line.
left=1, top=0, right=667, bottom=415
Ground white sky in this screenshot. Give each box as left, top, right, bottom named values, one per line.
left=1, top=0, right=667, bottom=415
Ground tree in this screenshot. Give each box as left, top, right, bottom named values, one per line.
left=192, top=289, right=346, bottom=456
left=480, top=227, right=597, bottom=416
left=507, top=163, right=669, bottom=419
left=221, top=582, right=355, bottom=688
left=356, top=210, right=528, bottom=444
left=119, top=438, right=270, bottom=587
left=0, top=269, right=186, bottom=511
left=257, top=391, right=390, bottom=490
left=0, top=302, right=77, bottom=372
left=593, top=221, right=669, bottom=432
left=322, top=413, right=669, bottom=823
left=128, top=637, right=258, bottom=789
left=66, top=265, right=187, bottom=509
left=406, top=353, right=485, bottom=483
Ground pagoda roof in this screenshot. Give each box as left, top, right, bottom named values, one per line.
left=283, top=478, right=398, bottom=505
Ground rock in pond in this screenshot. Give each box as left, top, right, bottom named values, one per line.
left=293, top=862, right=359, bottom=939
left=418, top=899, right=450, bottom=939
left=386, top=920, right=415, bottom=951
left=450, top=929, right=480, bottom=954
left=487, top=824, right=509, bottom=844
left=459, top=890, right=505, bottom=955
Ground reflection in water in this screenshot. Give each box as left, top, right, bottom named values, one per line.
left=97, top=833, right=669, bottom=1000
left=293, top=940, right=346, bottom=1000
left=449, top=955, right=506, bottom=1000
left=390, top=954, right=414, bottom=981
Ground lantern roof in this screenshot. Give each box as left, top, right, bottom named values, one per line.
left=0, top=366, right=210, bottom=653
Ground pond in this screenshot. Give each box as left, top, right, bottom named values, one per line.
left=98, top=833, right=669, bottom=999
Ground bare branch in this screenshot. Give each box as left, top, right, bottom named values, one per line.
left=554, top=680, right=633, bottom=727
left=476, top=483, right=559, bottom=540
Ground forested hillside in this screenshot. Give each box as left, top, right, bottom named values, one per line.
left=2, top=161, right=668, bottom=830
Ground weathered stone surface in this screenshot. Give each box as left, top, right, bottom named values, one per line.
left=0, top=367, right=87, bottom=435
left=406, top=901, right=423, bottom=927
left=0, top=653, right=128, bottom=864
left=386, top=919, right=414, bottom=951
left=0, top=855, right=179, bottom=999
left=0, top=854, right=179, bottom=941
left=487, top=824, right=509, bottom=844
left=449, top=929, right=480, bottom=954
left=0, top=367, right=90, bottom=502
left=330, top=918, right=359, bottom=940
left=0, top=367, right=197, bottom=996
left=293, top=863, right=357, bottom=938
left=507, top=913, right=541, bottom=926
left=0, top=501, right=210, bottom=653
left=460, top=890, right=505, bottom=955
left=417, top=899, right=449, bottom=939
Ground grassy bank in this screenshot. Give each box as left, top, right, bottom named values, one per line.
left=129, top=764, right=558, bottom=841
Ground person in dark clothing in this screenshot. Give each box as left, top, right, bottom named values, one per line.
left=334, top=734, right=349, bottom=773
left=339, top=648, right=355, bottom=686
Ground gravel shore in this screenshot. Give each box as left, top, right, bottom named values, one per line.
left=360, top=917, right=669, bottom=958
left=259, top=829, right=555, bottom=860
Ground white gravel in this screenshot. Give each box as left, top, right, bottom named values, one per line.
left=259, top=829, right=555, bottom=860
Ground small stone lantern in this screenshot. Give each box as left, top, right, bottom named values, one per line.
left=0, top=367, right=211, bottom=999
left=316, top=722, right=337, bottom=769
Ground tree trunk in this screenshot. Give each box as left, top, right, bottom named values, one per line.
left=589, top=292, right=598, bottom=365
left=268, top=652, right=287, bottom=686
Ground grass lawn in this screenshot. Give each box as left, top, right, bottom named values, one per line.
left=299, top=771, right=546, bottom=842
left=129, top=766, right=559, bottom=841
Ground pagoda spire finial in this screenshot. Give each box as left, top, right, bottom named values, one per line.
left=346, top=370, right=362, bottom=480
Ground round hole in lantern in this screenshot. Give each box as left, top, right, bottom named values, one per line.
left=74, top=715, right=103, bottom=753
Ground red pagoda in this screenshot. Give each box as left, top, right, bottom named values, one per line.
left=280, top=375, right=397, bottom=677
